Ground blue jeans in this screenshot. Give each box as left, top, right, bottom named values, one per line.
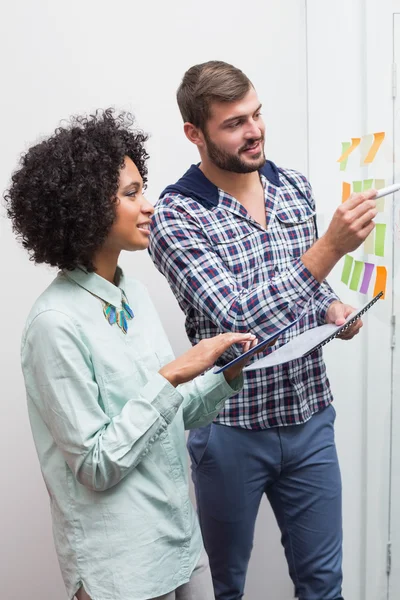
left=187, top=404, right=344, bottom=600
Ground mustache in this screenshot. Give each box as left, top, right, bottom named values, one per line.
left=239, top=137, right=264, bottom=152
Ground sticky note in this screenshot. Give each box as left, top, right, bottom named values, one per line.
left=339, top=142, right=351, bottom=171
left=359, top=134, right=374, bottom=165
left=363, top=179, right=373, bottom=191
left=359, top=263, right=374, bottom=294
left=364, top=132, right=385, bottom=164
left=375, top=223, right=386, bottom=257
left=342, top=182, right=351, bottom=203
left=341, top=255, right=354, bottom=285
left=364, top=231, right=375, bottom=254
left=373, top=266, right=387, bottom=299
left=349, top=260, right=364, bottom=291
left=353, top=181, right=362, bottom=193
left=337, top=138, right=361, bottom=165
left=374, top=179, right=385, bottom=189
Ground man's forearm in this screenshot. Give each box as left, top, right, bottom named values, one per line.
left=301, top=234, right=343, bottom=283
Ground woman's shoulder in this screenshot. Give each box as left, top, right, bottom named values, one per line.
left=23, top=273, right=86, bottom=338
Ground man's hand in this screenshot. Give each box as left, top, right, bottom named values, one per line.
left=325, top=300, right=363, bottom=340
left=302, top=189, right=378, bottom=283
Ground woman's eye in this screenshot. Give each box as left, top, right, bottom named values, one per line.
left=126, top=191, right=137, bottom=198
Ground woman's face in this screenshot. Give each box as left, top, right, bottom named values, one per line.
left=105, top=156, right=154, bottom=252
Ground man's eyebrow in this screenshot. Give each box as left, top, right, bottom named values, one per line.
left=221, top=104, right=262, bottom=126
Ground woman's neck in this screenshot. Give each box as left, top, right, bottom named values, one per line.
left=92, top=250, right=120, bottom=284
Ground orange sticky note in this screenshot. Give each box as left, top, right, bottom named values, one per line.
left=342, top=182, right=351, bottom=203
left=373, top=266, right=387, bottom=299
left=364, top=132, right=385, bottom=164
left=337, top=138, right=361, bottom=163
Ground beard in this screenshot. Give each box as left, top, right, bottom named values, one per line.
left=203, top=130, right=266, bottom=174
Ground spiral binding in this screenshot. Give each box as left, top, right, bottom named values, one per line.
left=303, top=290, right=384, bottom=358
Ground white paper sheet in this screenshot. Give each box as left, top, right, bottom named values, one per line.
left=244, top=296, right=379, bottom=371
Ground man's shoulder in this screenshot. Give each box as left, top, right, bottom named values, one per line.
left=278, top=166, right=311, bottom=189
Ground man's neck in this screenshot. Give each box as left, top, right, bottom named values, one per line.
left=199, top=159, right=261, bottom=199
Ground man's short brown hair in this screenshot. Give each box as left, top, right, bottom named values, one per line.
left=177, top=60, right=253, bottom=131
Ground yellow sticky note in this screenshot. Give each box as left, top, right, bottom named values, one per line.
left=376, top=198, right=385, bottom=213
left=364, top=231, right=375, bottom=254
left=359, top=134, right=374, bottom=165
left=364, top=132, right=385, bottom=164
left=337, top=138, right=361, bottom=163
left=374, top=179, right=385, bottom=189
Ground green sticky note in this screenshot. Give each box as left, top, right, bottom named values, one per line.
left=341, top=255, right=354, bottom=285
left=364, top=231, right=375, bottom=254
left=353, top=181, right=363, bottom=193
left=363, top=179, right=373, bottom=190
left=349, top=260, right=364, bottom=291
left=375, top=223, right=386, bottom=257
left=374, top=179, right=385, bottom=190
left=340, top=142, right=351, bottom=171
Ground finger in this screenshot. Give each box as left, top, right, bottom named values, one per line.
left=242, top=340, right=252, bottom=353
left=344, top=189, right=377, bottom=210
left=351, top=206, right=378, bottom=229
left=350, top=198, right=377, bottom=221
left=212, top=333, right=256, bottom=359
left=339, top=323, right=362, bottom=339
left=220, top=332, right=256, bottom=348
left=334, top=318, right=346, bottom=326
left=351, top=219, right=375, bottom=242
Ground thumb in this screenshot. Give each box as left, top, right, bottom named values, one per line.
left=329, top=302, right=346, bottom=326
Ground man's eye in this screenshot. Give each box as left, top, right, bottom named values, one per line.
left=228, top=122, right=240, bottom=129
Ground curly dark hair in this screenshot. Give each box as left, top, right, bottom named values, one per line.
left=4, top=108, right=149, bottom=271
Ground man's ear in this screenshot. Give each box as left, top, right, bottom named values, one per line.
left=183, top=122, right=205, bottom=148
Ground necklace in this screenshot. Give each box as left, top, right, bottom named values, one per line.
left=102, top=290, right=134, bottom=334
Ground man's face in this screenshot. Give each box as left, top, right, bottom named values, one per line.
left=202, top=87, right=266, bottom=173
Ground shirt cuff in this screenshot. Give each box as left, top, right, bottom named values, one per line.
left=277, top=259, right=322, bottom=314
left=141, top=372, right=184, bottom=424
left=314, top=294, right=341, bottom=325
left=199, top=370, right=244, bottom=413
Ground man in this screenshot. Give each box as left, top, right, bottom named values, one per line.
left=149, top=61, right=377, bottom=600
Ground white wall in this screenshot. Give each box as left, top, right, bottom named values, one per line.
left=307, top=2, right=396, bottom=599
left=0, top=1, right=307, bottom=598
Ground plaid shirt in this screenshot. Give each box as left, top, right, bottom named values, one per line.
left=149, top=161, right=339, bottom=429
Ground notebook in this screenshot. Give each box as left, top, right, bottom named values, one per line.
left=213, top=309, right=306, bottom=374
left=243, top=291, right=383, bottom=371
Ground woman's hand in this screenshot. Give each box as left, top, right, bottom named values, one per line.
left=159, top=332, right=257, bottom=387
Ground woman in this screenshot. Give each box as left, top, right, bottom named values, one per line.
left=5, top=110, right=257, bottom=600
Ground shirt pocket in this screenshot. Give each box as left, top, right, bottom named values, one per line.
left=275, top=201, right=316, bottom=258
left=205, top=221, right=268, bottom=277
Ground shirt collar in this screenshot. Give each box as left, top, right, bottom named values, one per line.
left=160, top=160, right=282, bottom=209
left=63, top=266, right=126, bottom=307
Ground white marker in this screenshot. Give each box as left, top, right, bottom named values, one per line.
left=375, top=183, right=400, bottom=199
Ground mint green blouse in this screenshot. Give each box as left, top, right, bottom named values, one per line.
left=21, top=268, right=242, bottom=600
